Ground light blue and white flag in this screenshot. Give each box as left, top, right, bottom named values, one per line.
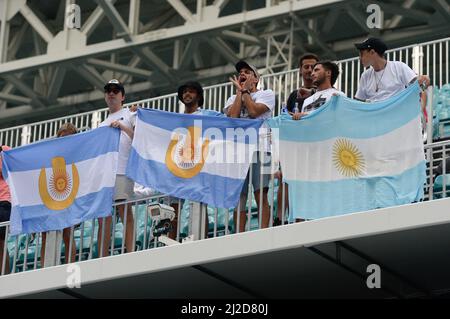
left=2, top=127, right=120, bottom=235
left=268, top=82, right=426, bottom=220
left=126, top=108, right=264, bottom=208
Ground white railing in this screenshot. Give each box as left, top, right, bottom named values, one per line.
left=1, top=136, right=449, bottom=276
left=1, top=37, right=449, bottom=148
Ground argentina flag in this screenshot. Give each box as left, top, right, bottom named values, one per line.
left=269, top=82, right=426, bottom=221
left=126, top=108, right=263, bottom=209
left=2, top=127, right=120, bottom=235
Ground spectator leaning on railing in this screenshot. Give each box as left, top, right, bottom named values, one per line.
left=354, top=37, right=430, bottom=103
left=40, top=123, right=78, bottom=267
left=275, top=53, right=320, bottom=226
left=290, top=60, right=345, bottom=120
left=0, top=145, right=11, bottom=275
left=286, top=53, right=320, bottom=112
left=97, top=79, right=136, bottom=257
left=224, top=60, right=275, bottom=232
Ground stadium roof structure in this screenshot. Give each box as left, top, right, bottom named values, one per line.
left=2, top=198, right=450, bottom=299
left=0, top=0, right=449, bottom=127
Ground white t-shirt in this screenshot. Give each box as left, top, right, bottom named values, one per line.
left=223, top=89, right=275, bottom=120
left=223, top=89, right=275, bottom=152
left=99, top=108, right=136, bottom=175
left=302, top=88, right=345, bottom=113
left=355, top=61, right=417, bottom=102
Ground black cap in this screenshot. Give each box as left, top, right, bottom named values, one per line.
left=235, top=60, right=260, bottom=80
left=354, top=38, right=388, bottom=55
left=177, top=81, right=204, bottom=106
left=104, top=79, right=125, bottom=95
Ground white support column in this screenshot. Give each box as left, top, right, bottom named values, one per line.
left=129, top=0, right=140, bottom=35
left=412, top=45, right=423, bottom=74
left=0, top=0, right=10, bottom=63
left=189, top=202, right=207, bottom=241
left=91, top=111, right=100, bottom=129
left=426, top=86, right=433, bottom=145
left=43, top=230, right=63, bottom=268
left=20, top=125, right=30, bottom=145
left=167, top=0, right=196, bottom=24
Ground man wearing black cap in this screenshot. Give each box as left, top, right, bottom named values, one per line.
left=354, top=37, right=430, bottom=102
left=224, top=61, right=275, bottom=233
left=177, top=81, right=223, bottom=116
left=97, top=79, right=135, bottom=257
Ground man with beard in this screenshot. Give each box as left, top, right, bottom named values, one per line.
left=286, top=53, right=320, bottom=112
left=224, top=60, right=275, bottom=233
left=291, top=61, right=345, bottom=120
left=177, top=81, right=223, bottom=116
left=274, top=53, right=319, bottom=226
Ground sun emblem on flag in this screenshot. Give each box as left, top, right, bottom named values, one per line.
left=332, top=139, right=365, bottom=178
left=39, top=157, right=80, bottom=210
left=166, top=126, right=210, bottom=178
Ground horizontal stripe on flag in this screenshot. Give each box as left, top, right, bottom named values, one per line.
left=9, top=188, right=114, bottom=235
left=6, top=152, right=118, bottom=207
left=281, top=116, right=424, bottom=182
left=137, top=108, right=263, bottom=136
left=127, top=148, right=247, bottom=209
left=272, top=82, right=421, bottom=142
left=133, top=118, right=257, bottom=180
left=286, top=161, right=426, bottom=220
left=4, top=127, right=120, bottom=172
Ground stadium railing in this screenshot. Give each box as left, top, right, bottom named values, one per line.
left=1, top=135, right=449, bottom=276
left=1, top=37, right=449, bottom=148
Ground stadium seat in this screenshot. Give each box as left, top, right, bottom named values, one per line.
left=433, top=174, right=450, bottom=198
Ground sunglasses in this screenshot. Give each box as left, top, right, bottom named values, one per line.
left=105, top=88, right=121, bottom=94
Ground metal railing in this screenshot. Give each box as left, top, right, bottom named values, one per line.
left=1, top=137, right=449, bottom=276
left=1, top=37, right=449, bottom=148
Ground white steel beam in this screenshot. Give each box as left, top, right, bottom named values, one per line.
left=72, top=64, right=106, bottom=90
left=86, top=58, right=152, bottom=79
left=47, top=67, right=67, bottom=101
left=7, top=22, right=28, bottom=61
left=19, top=3, right=54, bottom=43
left=2, top=75, right=46, bottom=109
left=167, top=0, right=196, bottom=24
left=372, top=0, right=431, bottom=22
left=432, top=0, right=450, bottom=23
left=119, top=55, right=142, bottom=83
left=95, top=0, right=132, bottom=41
left=213, top=0, right=230, bottom=11
left=81, top=0, right=118, bottom=37
left=387, top=0, right=416, bottom=29
left=221, top=30, right=261, bottom=45
left=0, top=0, right=9, bottom=63
left=0, top=0, right=344, bottom=75
left=129, top=0, right=141, bottom=35
left=292, top=15, right=336, bottom=59
left=135, top=47, right=176, bottom=83
left=208, top=37, right=240, bottom=64
left=0, top=92, right=31, bottom=104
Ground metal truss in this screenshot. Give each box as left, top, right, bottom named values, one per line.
left=0, top=0, right=449, bottom=127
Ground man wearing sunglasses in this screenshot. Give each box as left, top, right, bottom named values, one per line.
left=97, top=79, right=135, bottom=257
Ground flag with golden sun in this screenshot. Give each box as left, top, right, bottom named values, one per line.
left=268, top=82, right=426, bottom=221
